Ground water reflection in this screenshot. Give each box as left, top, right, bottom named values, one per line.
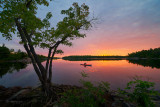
left=64, top=58, right=160, bottom=69
left=128, top=59, right=160, bottom=69
left=51, top=60, right=160, bottom=90
left=0, top=59, right=160, bottom=90
left=0, top=62, right=28, bottom=78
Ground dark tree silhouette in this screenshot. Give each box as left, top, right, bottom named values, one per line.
left=0, top=1, right=93, bottom=95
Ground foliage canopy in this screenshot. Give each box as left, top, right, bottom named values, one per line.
left=0, top=0, right=91, bottom=50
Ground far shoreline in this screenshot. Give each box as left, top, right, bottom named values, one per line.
left=62, top=55, right=160, bottom=61
left=1, top=56, right=160, bottom=63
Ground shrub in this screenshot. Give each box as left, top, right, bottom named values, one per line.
left=118, top=77, right=159, bottom=107
left=60, top=71, right=110, bottom=107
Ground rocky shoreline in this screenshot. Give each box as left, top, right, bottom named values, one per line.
left=0, top=85, right=160, bottom=107
left=9, top=58, right=32, bottom=63
left=0, top=85, right=81, bottom=107
left=0, top=57, right=48, bottom=63
left=0, top=58, right=32, bottom=63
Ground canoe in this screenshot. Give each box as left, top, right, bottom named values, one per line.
left=80, top=64, right=92, bottom=66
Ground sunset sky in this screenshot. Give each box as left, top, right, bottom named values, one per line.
left=0, top=0, right=160, bottom=56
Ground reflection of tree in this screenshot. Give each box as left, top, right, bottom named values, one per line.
left=0, top=62, right=28, bottom=78
left=128, top=59, right=160, bottom=69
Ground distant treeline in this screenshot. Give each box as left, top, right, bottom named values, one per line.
left=128, top=48, right=160, bottom=58
left=62, top=55, right=127, bottom=61
left=0, top=44, right=46, bottom=61
left=63, top=47, right=160, bottom=61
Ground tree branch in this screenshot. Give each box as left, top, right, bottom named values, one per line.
left=47, top=34, right=69, bottom=82
left=45, top=48, right=52, bottom=77
left=22, top=27, right=47, bottom=81
left=45, top=41, right=61, bottom=73
left=26, top=0, right=32, bottom=8
left=48, top=45, right=58, bottom=82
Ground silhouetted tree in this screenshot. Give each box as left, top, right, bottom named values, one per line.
left=0, top=44, right=10, bottom=59
left=0, top=1, right=92, bottom=95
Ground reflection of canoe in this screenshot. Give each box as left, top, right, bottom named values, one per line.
left=80, top=64, right=92, bottom=66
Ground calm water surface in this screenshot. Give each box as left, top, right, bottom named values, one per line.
left=0, top=59, right=160, bottom=90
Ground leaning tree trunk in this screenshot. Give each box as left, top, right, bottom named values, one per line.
left=15, top=18, right=53, bottom=96
left=15, top=16, right=68, bottom=96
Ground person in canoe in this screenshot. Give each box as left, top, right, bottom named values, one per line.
left=80, top=63, right=92, bottom=67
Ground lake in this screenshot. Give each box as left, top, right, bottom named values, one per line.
left=0, top=59, right=160, bottom=90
